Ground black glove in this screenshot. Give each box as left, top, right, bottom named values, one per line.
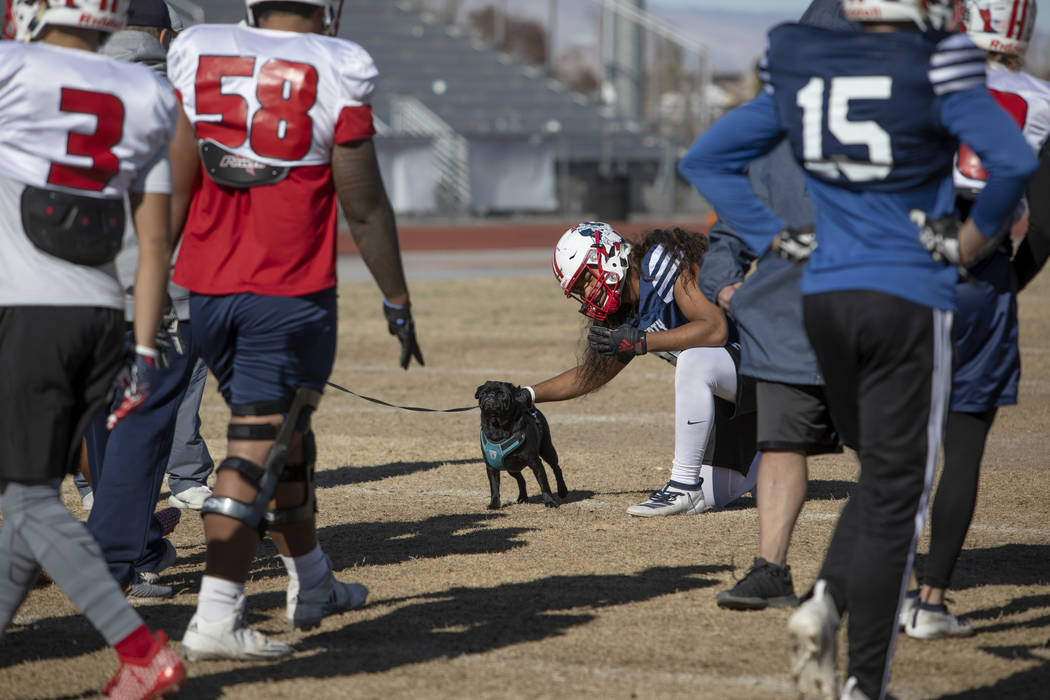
left=383, top=300, right=424, bottom=370
left=911, top=210, right=962, bottom=266
left=774, top=227, right=817, bottom=264
left=588, top=324, right=646, bottom=357
left=159, top=297, right=184, bottom=360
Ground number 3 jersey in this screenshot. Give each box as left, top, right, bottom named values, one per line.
left=167, top=24, right=379, bottom=296
left=0, top=41, right=176, bottom=309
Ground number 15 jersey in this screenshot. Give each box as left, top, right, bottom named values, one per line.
left=167, top=24, right=379, bottom=296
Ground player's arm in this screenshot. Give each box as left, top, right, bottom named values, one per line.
left=699, top=224, right=755, bottom=312
left=640, top=266, right=728, bottom=353
left=531, top=360, right=627, bottom=402
left=677, top=91, right=788, bottom=254
left=168, top=105, right=199, bottom=246
left=129, top=189, right=172, bottom=351
left=1013, top=138, right=1050, bottom=289
left=333, top=137, right=424, bottom=369
left=941, top=89, right=1038, bottom=264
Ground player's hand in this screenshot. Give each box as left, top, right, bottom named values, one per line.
left=717, top=282, right=741, bottom=314
left=106, top=346, right=161, bottom=430
left=515, top=386, right=534, bottom=408
left=774, top=227, right=817, bottom=264
left=383, top=300, right=425, bottom=370
left=588, top=324, right=646, bottom=357
left=911, top=210, right=962, bottom=266
left=159, top=298, right=184, bottom=360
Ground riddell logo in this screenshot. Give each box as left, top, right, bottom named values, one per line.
left=847, top=8, right=883, bottom=19
left=988, top=39, right=1018, bottom=51
left=79, top=13, right=124, bottom=30
left=219, top=155, right=266, bottom=170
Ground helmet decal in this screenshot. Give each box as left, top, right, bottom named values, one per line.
left=552, top=222, right=632, bottom=321
left=841, top=0, right=965, bottom=31
left=961, top=0, right=1036, bottom=55
left=11, top=0, right=128, bottom=41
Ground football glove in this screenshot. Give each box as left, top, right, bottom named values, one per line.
left=383, top=300, right=425, bottom=370
left=588, top=324, right=647, bottom=357
left=911, top=210, right=962, bottom=266
left=774, top=227, right=817, bottom=264
left=106, top=346, right=161, bottom=430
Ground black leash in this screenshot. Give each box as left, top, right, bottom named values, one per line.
left=325, top=380, right=478, bottom=413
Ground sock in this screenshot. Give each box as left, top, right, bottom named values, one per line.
left=197, top=575, right=245, bottom=623
left=115, top=624, right=155, bottom=662
left=669, top=464, right=702, bottom=488
left=281, top=543, right=330, bottom=593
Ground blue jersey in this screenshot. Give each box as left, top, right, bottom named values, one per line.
left=679, top=25, right=1037, bottom=311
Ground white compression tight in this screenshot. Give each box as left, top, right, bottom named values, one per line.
left=672, top=346, right=758, bottom=508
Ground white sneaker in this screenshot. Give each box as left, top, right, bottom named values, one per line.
left=905, top=603, right=974, bottom=639
left=840, top=676, right=872, bottom=700
left=788, top=579, right=841, bottom=700
left=81, top=491, right=94, bottom=511
left=898, top=591, right=918, bottom=630
left=168, top=485, right=212, bottom=510
left=182, top=598, right=292, bottom=661
left=626, top=481, right=708, bottom=517
left=288, top=575, right=369, bottom=631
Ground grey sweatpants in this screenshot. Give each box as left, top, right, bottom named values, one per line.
left=0, top=480, right=141, bottom=645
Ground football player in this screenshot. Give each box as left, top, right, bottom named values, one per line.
left=0, top=1, right=183, bottom=697
left=679, top=0, right=1036, bottom=698
left=522, top=222, right=758, bottom=515
left=168, top=0, right=422, bottom=660
left=900, top=0, right=1050, bottom=640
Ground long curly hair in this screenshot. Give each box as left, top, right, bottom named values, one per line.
left=577, top=227, right=709, bottom=389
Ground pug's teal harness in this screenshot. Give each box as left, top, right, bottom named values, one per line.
left=480, top=428, right=527, bottom=470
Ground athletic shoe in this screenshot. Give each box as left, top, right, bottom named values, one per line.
left=288, top=575, right=369, bottom=631
left=898, top=589, right=919, bottom=630
left=137, top=539, right=177, bottom=586
left=168, top=485, right=212, bottom=510
left=626, top=481, right=708, bottom=517
left=104, top=630, right=185, bottom=699
left=81, top=491, right=94, bottom=512
left=905, top=602, right=975, bottom=639
left=788, top=579, right=841, bottom=700
left=716, top=557, right=799, bottom=610
left=155, top=508, right=181, bottom=537
left=182, top=598, right=292, bottom=661
left=127, top=574, right=174, bottom=601
left=840, top=676, right=872, bottom=700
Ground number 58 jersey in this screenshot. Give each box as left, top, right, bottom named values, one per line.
left=168, top=24, right=379, bottom=297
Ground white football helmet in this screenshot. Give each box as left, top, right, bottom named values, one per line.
left=552, top=222, right=632, bottom=321
left=10, top=0, right=127, bottom=41
left=245, top=0, right=338, bottom=34
left=962, top=0, right=1036, bottom=55
left=841, top=0, right=964, bottom=30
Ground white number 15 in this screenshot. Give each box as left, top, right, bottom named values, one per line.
left=796, top=76, right=893, bottom=182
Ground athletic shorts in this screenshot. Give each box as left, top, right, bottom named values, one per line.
left=755, top=380, right=841, bottom=455
left=191, top=288, right=337, bottom=420
left=0, top=306, right=124, bottom=483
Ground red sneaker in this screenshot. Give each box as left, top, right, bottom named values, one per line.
left=104, top=630, right=185, bottom=700
left=155, top=508, right=181, bottom=537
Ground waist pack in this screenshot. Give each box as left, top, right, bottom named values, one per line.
left=200, top=141, right=289, bottom=188
left=20, top=185, right=125, bottom=266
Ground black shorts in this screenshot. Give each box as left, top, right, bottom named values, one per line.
left=0, top=306, right=124, bottom=483
left=755, top=380, right=841, bottom=455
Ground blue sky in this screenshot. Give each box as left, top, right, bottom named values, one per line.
left=651, top=0, right=1050, bottom=32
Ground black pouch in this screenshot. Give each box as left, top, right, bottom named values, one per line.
left=20, top=185, right=125, bottom=266
left=199, top=141, right=289, bottom=188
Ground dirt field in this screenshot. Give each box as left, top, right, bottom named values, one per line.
left=2, top=268, right=1049, bottom=699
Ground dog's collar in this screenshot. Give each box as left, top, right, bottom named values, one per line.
left=480, top=428, right=527, bottom=470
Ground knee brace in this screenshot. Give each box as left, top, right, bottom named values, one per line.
left=200, top=387, right=322, bottom=531
left=266, top=429, right=317, bottom=527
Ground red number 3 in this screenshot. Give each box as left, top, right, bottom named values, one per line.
left=47, top=88, right=125, bottom=192
left=195, top=56, right=318, bottom=161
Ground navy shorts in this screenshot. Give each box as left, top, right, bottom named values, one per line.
left=191, top=288, right=337, bottom=416
left=951, top=251, right=1019, bottom=413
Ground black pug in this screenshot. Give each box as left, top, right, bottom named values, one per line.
left=474, top=381, right=567, bottom=509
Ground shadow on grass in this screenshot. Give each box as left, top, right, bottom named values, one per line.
left=936, top=648, right=1050, bottom=699
left=181, top=564, right=729, bottom=697
left=914, top=545, right=1050, bottom=592
left=316, top=458, right=480, bottom=487
left=806, top=479, right=853, bottom=501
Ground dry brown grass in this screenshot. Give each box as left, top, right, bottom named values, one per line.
left=2, top=270, right=1050, bottom=699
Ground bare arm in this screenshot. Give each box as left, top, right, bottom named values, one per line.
left=332, top=139, right=409, bottom=304
left=531, top=358, right=627, bottom=402
left=168, top=107, right=199, bottom=248
left=129, top=190, right=172, bottom=350
left=642, top=267, right=729, bottom=354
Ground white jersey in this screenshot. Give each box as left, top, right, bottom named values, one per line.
left=168, top=24, right=377, bottom=168
left=0, top=41, right=177, bottom=309
left=954, top=61, right=1050, bottom=191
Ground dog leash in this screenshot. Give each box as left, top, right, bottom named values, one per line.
left=325, top=380, right=478, bottom=413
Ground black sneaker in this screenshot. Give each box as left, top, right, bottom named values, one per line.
left=716, top=558, right=799, bottom=610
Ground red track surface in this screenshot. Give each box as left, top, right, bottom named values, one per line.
left=336, top=220, right=714, bottom=254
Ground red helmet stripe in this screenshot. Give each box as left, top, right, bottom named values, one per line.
left=1007, top=0, right=1019, bottom=37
